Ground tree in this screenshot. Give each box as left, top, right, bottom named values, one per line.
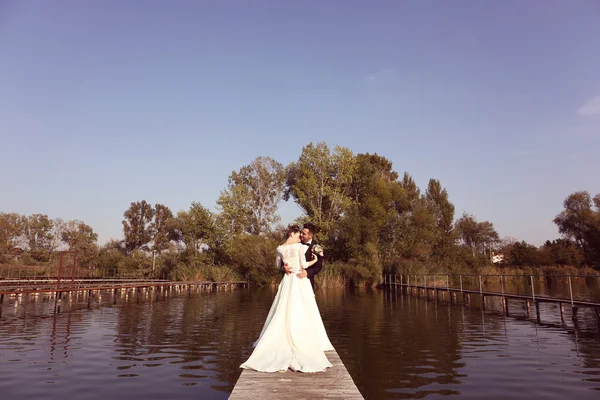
left=335, top=154, right=403, bottom=262
left=455, top=213, right=499, bottom=258
left=60, top=220, right=99, bottom=268
left=151, top=203, right=174, bottom=253
left=0, top=212, right=24, bottom=250
left=425, top=179, right=456, bottom=256
left=217, top=156, right=285, bottom=235
left=553, top=191, right=600, bottom=266
left=508, top=241, right=540, bottom=266
left=172, top=202, right=216, bottom=256
left=284, top=142, right=355, bottom=235
left=22, top=214, right=56, bottom=260
left=455, top=213, right=479, bottom=257
left=540, top=239, right=584, bottom=266
left=122, top=201, right=155, bottom=252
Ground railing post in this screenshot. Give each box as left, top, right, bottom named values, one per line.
left=530, top=275, right=535, bottom=302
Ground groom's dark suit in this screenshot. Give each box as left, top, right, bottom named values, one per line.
left=303, top=241, right=323, bottom=289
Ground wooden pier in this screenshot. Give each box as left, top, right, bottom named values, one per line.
left=0, top=279, right=248, bottom=318
left=230, top=348, right=363, bottom=399
left=384, top=274, right=600, bottom=325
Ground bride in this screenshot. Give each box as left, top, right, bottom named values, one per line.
left=240, top=224, right=334, bottom=373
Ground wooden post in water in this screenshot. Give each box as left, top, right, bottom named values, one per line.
left=569, top=275, right=577, bottom=321
left=572, top=306, right=579, bottom=321
left=479, top=275, right=485, bottom=310
left=416, top=275, right=419, bottom=298
left=415, top=275, right=417, bottom=296
left=501, top=275, right=508, bottom=315
left=460, top=275, right=464, bottom=305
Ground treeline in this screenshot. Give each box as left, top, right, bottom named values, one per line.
left=1, top=143, right=599, bottom=285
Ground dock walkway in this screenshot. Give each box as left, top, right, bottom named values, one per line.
left=230, top=348, right=363, bottom=399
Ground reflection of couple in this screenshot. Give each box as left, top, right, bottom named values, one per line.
left=240, top=223, right=333, bottom=373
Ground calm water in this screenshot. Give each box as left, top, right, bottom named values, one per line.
left=1, top=283, right=599, bottom=399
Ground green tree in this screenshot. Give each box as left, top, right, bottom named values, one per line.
left=553, top=191, right=600, bottom=266
left=508, top=241, right=540, bottom=266
left=540, top=239, right=584, bottom=266
left=151, top=203, right=174, bottom=253
left=424, top=178, right=456, bottom=256
left=60, top=220, right=99, bottom=268
left=333, top=154, right=416, bottom=283
left=22, top=214, right=55, bottom=260
left=217, top=156, right=285, bottom=235
left=122, top=200, right=155, bottom=252
left=172, top=202, right=216, bottom=258
left=0, top=212, right=24, bottom=250
left=284, top=142, right=355, bottom=236
left=455, top=213, right=499, bottom=259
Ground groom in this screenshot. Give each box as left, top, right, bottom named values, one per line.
left=282, top=222, right=324, bottom=288
left=296, top=222, right=323, bottom=289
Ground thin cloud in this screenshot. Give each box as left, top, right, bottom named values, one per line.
left=365, top=68, right=397, bottom=84
left=577, top=95, right=600, bottom=116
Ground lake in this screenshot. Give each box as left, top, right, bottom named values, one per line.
left=1, top=281, right=599, bottom=399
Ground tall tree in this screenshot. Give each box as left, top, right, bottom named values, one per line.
left=22, top=214, right=55, bottom=259
left=456, top=213, right=478, bottom=255
left=151, top=203, right=174, bottom=253
left=122, top=200, right=155, bottom=252
left=60, top=220, right=99, bottom=268
left=425, top=178, right=456, bottom=255
left=172, top=202, right=216, bottom=255
left=455, top=213, right=499, bottom=258
left=0, top=212, right=24, bottom=250
left=553, top=191, right=600, bottom=266
left=217, top=156, right=285, bottom=235
left=284, top=142, right=355, bottom=235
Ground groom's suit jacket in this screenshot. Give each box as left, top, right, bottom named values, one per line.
left=303, top=241, right=323, bottom=288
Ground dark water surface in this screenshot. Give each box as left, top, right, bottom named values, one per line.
left=1, top=285, right=599, bottom=399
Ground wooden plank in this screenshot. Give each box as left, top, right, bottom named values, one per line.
left=230, top=348, right=363, bottom=399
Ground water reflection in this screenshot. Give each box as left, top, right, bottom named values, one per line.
left=0, top=285, right=599, bottom=399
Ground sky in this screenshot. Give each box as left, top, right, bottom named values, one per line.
left=1, top=1, right=599, bottom=246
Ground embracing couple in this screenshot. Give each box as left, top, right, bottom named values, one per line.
left=240, top=223, right=333, bottom=373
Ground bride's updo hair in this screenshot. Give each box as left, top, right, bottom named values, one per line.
left=286, top=224, right=301, bottom=237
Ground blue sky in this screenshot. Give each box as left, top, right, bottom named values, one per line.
left=1, top=1, right=599, bottom=246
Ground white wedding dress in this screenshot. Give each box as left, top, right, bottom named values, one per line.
left=240, top=242, right=333, bottom=373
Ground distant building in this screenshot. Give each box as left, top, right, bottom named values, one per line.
left=491, top=253, right=504, bottom=264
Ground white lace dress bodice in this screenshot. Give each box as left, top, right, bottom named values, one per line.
left=275, top=243, right=309, bottom=273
